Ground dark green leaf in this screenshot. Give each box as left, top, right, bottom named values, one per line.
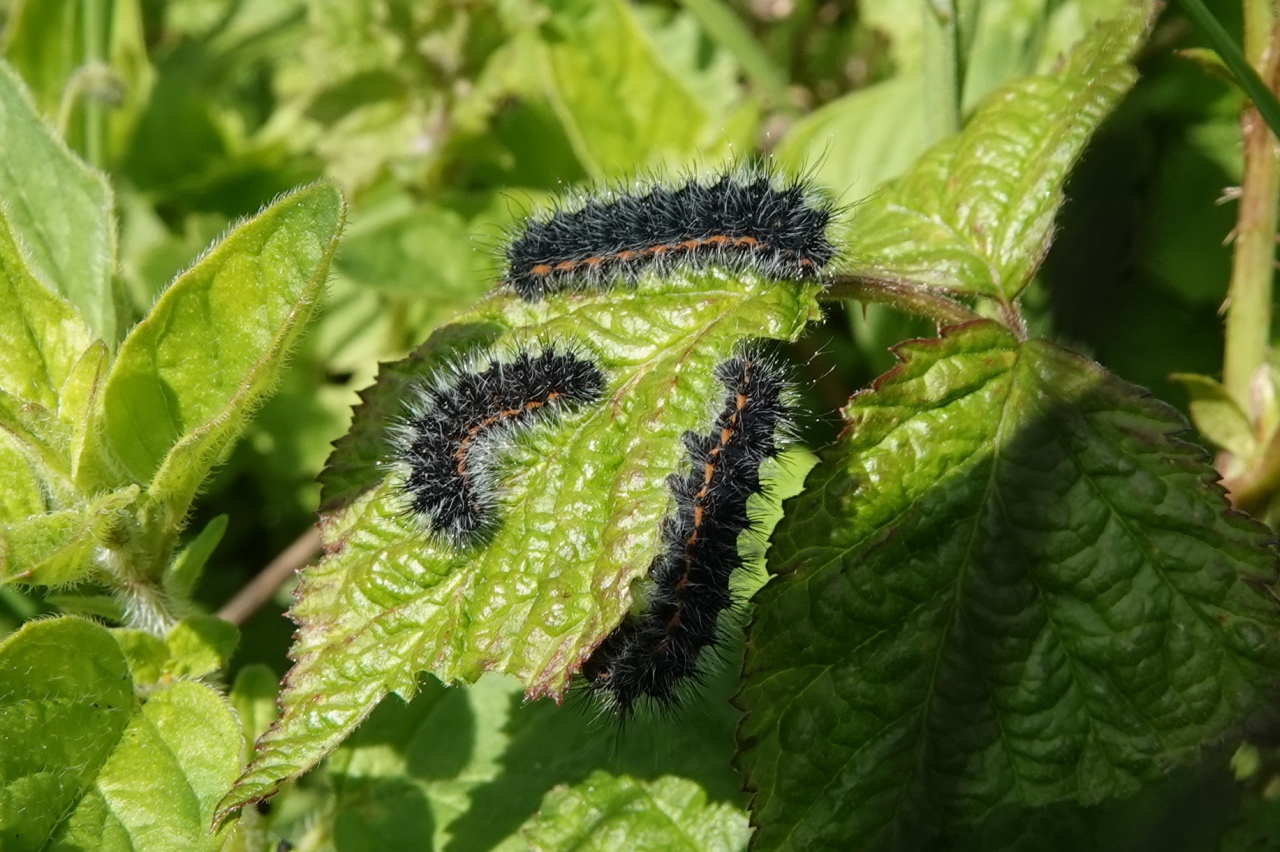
left=739, top=321, right=1280, bottom=850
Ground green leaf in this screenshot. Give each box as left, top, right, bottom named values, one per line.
left=164, top=614, right=238, bottom=678
left=522, top=772, right=750, bottom=851
left=0, top=431, right=46, bottom=524
left=229, top=664, right=279, bottom=748
left=540, top=0, right=749, bottom=178
left=59, top=339, right=110, bottom=485
left=50, top=681, right=242, bottom=850
left=217, top=270, right=822, bottom=819
left=1171, top=372, right=1257, bottom=457
left=0, top=212, right=92, bottom=412
left=114, top=615, right=238, bottom=684
left=738, top=321, right=1280, bottom=850
left=0, top=60, right=118, bottom=341
left=0, top=485, right=139, bottom=586
left=321, top=644, right=753, bottom=851
left=774, top=75, right=928, bottom=205
left=163, top=514, right=228, bottom=601
left=112, top=627, right=170, bottom=685
left=0, top=617, right=134, bottom=849
left=842, top=4, right=1151, bottom=302
left=0, top=385, right=70, bottom=486
left=44, top=591, right=125, bottom=622
left=101, top=182, right=344, bottom=518
left=1, top=617, right=242, bottom=851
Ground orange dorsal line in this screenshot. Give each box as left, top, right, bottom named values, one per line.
left=658, top=362, right=756, bottom=647
left=527, top=235, right=770, bottom=278
left=454, top=390, right=564, bottom=483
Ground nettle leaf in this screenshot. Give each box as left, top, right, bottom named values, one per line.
left=738, top=321, right=1280, bottom=851
left=322, top=624, right=761, bottom=850
left=100, top=182, right=344, bottom=513
left=842, top=3, right=1151, bottom=303
left=522, top=772, right=751, bottom=852
left=216, top=271, right=822, bottom=819
left=0, top=61, right=117, bottom=342
left=0, top=617, right=242, bottom=851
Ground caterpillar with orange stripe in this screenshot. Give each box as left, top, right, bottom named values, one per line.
left=395, top=346, right=605, bottom=545
left=582, top=348, right=790, bottom=714
left=503, top=170, right=836, bottom=300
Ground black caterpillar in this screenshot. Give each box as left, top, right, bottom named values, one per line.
left=582, top=351, right=788, bottom=713
left=396, top=347, right=605, bottom=544
left=504, top=172, right=835, bottom=301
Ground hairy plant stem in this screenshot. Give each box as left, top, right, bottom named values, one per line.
left=826, top=274, right=983, bottom=326
left=101, top=531, right=180, bottom=636
left=1222, top=7, right=1280, bottom=407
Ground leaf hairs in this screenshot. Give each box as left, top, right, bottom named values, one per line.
left=503, top=168, right=836, bottom=301
left=582, top=347, right=790, bottom=713
left=395, top=345, right=606, bottom=545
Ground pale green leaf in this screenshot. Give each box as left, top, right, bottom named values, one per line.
left=0, top=60, right=117, bottom=341
left=217, top=270, right=822, bottom=819
left=0, top=212, right=92, bottom=412
left=0, top=430, right=47, bottom=524
left=101, top=182, right=344, bottom=519
left=164, top=614, right=238, bottom=679
left=0, top=486, right=139, bottom=586
left=58, top=340, right=112, bottom=488
left=739, top=321, right=1280, bottom=850
left=541, top=0, right=747, bottom=178
left=0, top=617, right=135, bottom=850
left=43, top=592, right=124, bottom=622
left=774, top=75, right=928, bottom=205
left=50, top=681, right=241, bottom=851
left=0, top=385, right=70, bottom=484
left=112, top=628, right=169, bottom=685
left=843, top=4, right=1151, bottom=301
left=113, top=615, right=238, bottom=685
left=1171, top=373, right=1257, bottom=458
left=523, top=772, right=750, bottom=852
left=163, top=514, right=228, bottom=601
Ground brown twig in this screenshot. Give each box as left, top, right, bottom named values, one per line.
left=217, top=527, right=322, bottom=625
left=825, top=274, right=983, bottom=326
